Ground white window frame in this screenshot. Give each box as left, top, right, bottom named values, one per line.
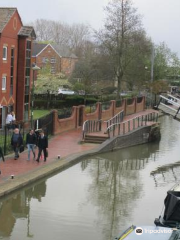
left=2, top=76, right=6, bottom=90
left=3, top=46, right=7, bottom=60
left=50, top=57, right=56, bottom=63
left=51, top=66, right=56, bottom=74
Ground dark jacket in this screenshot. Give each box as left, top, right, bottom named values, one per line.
left=11, top=133, right=23, bottom=147
left=37, top=135, right=48, bottom=149
left=26, top=133, right=37, bottom=145
left=0, top=147, right=4, bottom=162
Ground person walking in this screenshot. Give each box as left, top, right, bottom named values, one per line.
left=26, top=129, right=37, bottom=161
left=6, top=112, right=13, bottom=130
left=11, top=111, right=16, bottom=129
left=0, top=146, right=5, bottom=174
left=11, top=128, right=23, bottom=160
left=36, top=130, right=48, bottom=162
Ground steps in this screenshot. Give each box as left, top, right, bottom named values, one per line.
left=84, top=134, right=109, bottom=144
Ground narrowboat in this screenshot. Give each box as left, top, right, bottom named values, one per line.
left=154, top=183, right=180, bottom=229
left=114, top=225, right=179, bottom=240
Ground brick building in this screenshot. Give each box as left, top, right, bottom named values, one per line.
left=0, top=8, right=36, bottom=126
left=32, top=42, right=78, bottom=76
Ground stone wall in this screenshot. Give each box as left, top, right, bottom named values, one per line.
left=97, top=123, right=160, bottom=153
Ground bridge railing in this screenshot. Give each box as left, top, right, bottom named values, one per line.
left=107, top=112, right=158, bottom=138
left=82, top=119, right=102, bottom=140
left=104, top=110, right=124, bottom=129
left=158, top=95, right=180, bottom=109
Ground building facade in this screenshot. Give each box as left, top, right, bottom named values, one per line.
left=32, top=42, right=78, bottom=76
left=0, top=8, right=35, bottom=126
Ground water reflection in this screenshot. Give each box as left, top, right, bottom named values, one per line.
left=0, top=180, right=46, bottom=238
left=81, top=142, right=160, bottom=239
left=151, top=161, right=180, bottom=187
left=1, top=116, right=180, bottom=240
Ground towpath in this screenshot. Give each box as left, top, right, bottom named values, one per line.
left=0, top=109, right=158, bottom=197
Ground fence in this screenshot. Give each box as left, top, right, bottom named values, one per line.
left=34, top=112, right=54, bottom=136
left=104, top=110, right=124, bottom=129
left=0, top=112, right=54, bottom=156
left=1, top=122, right=29, bottom=155
left=107, top=112, right=159, bottom=138
left=57, top=108, right=72, bottom=119
left=101, top=101, right=111, bottom=110
left=82, top=119, right=102, bottom=140
left=85, top=104, right=97, bottom=114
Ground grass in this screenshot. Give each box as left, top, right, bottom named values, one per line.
left=33, top=110, right=50, bottom=119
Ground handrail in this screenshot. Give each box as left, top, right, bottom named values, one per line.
left=82, top=119, right=102, bottom=140
left=159, top=95, right=180, bottom=108
left=167, top=94, right=180, bottom=103
left=107, top=112, right=158, bottom=138
left=104, top=110, right=124, bottom=129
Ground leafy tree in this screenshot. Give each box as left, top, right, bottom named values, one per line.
left=34, top=64, right=71, bottom=107
left=96, top=0, right=150, bottom=98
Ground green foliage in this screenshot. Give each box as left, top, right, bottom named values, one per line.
left=34, top=95, right=97, bottom=109
left=33, top=110, right=51, bottom=119
left=34, top=64, right=71, bottom=94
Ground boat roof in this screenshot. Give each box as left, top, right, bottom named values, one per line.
left=115, top=226, right=177, bottom=240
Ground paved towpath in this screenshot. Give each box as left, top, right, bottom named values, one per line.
left=0, top=109, right=158, bottom=196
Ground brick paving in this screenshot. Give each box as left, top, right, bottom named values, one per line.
left=0, top=109, right=158, bottom=185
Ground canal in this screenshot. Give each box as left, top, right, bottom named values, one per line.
left=0, top=115, right=180, bottom=240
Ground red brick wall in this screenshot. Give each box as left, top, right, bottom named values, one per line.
left=16, top=38, right=27, bottom=120
left=61, top=57, right=78, bottom=76
left=0, top=10, right=22, bottom=112
left=101, top=101, right=114, bottom=121
left=136, top=96, right=145, bottom=112
left=114, top=100, right=125, bottom=115
left=53, top=107, right=77, bottom=134
left=52, top=97, right=146, bottom=135
left=126, top=98, right=136, bottom=115
left=83, top=103, right=100, bottom=121
left=32, top=45, right=61, bottom=74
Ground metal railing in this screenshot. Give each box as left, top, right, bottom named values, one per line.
left=82, top=119, right=102, bottom=140
left=58, top=107, right=72, bottom=119
left=104, top=110, right=124, bottom=129
left=107, top=112, right=159, bottom=138
left=101, top=101, right=111, bottom=110
left=85, top=104, right=97, bottom=114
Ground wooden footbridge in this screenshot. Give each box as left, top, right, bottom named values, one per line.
left=156, top=94, right=180, bottom=120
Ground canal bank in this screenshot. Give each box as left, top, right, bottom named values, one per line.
left=0, top=110, right=159, bottom=198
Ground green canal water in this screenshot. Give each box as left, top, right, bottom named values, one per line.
left=0, top=115, right=180, bottom=240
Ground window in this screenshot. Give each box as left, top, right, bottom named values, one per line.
left=51, top=66, right=56, bottom=74
left=10, top=48, right=14, bottom=96
left=51, top=57, right=56, bottom=63
left=3, top=46, right=7, bottom=60
left=2, top=77, right=6, bottom=90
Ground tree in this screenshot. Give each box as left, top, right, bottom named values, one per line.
left=30, top=19, right=91, bottom=58
left=34, top=64, right=71, bottom=107
left=96, top=0, right=151, bottom=98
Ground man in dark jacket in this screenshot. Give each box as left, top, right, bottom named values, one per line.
left=26, top=129, right=37, bottom=161
left=36, top=130, right=48, bottom=162
left=11, top=128, right=23, bottom=160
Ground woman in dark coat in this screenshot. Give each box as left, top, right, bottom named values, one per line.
left=36, top=130, right=48, bottom=162
left=11, top=128, right=23, bottom=160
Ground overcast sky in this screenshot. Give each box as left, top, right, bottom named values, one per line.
left=1, top=0, right=180, bottom=56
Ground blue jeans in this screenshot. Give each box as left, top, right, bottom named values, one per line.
left=27, top=144, right=35, bottom=160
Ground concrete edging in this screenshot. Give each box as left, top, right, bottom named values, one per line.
left=0, top=124, right=160, bottom=198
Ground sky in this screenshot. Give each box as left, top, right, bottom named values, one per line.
left=1, top=0, right=180, bottom=56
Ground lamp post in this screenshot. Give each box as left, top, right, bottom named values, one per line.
left=31, top=63, right=40, bottom=128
